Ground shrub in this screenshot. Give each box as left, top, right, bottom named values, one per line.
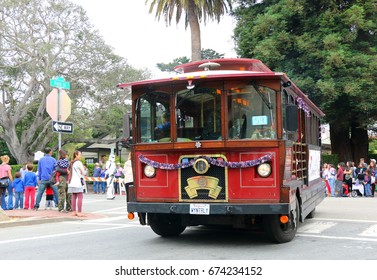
left=322, top=154, right=339, bottom=166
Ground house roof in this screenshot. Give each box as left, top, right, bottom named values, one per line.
left=79, top=134, right=117, bottom=152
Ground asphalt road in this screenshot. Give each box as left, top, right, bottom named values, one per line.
left=1, top=195, right=377, bottom=260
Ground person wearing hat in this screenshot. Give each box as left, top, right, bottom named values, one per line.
left=92, top=162, right=102, bottom=194
left=114, top=162, right=123, bottom=195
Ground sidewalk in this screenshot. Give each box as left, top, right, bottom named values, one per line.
left=0, top=197, right=106, bottom=228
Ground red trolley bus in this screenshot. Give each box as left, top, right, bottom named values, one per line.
left=117, top=58, right=326, bottom=243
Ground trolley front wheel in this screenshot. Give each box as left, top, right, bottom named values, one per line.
left=263, top=199, right=300, bottom=243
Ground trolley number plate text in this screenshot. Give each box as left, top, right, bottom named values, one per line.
left=190, top=204, right=210, bottom=215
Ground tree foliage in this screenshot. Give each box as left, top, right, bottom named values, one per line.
left=146, top=0, right=233, bottom=61
left=0, top=0, right=150, bottom=163
left=233, top=0, right=377, bottom=162
left=156, top=48, right=224, bottom=72
left=157, top=57, right=191, bottom=72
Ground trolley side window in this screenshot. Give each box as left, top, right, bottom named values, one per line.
left=138, top=92, right=171, bottom=143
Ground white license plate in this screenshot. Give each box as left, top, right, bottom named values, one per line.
left=189, top=204, right=210, bottom=215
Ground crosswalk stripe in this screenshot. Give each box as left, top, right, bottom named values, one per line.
left=359, top=224, right=377, bottom=237
left=298, top=221, right=337, bottom=234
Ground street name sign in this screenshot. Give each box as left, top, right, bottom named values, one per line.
left=52, top=121, right=73, bottom=134
left=50, top=76, right=70, bottom=90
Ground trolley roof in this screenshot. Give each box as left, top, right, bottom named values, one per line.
left=117, top=58, right=324, bottom=117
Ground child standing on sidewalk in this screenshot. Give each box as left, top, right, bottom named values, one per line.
left=23, top=163, right=38, bottom=209
left=45, top=185, right=55, bottom=210
left=13, top=172, right=25, bottom=209
left=53, top=150, right=70, bottom=186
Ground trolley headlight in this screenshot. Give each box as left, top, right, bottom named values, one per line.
left=193, top=158, right=210, bottom=174
left=257, top=163, right=271, bottom=177
left=144, top=165, right=156, bottom=178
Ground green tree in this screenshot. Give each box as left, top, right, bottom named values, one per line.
left=157, top=57, right=190, bottom=72
left=156, top=48, right=224, bottom=72
left=147, top=0, right=233, bottom=61
left=0, top=0, right=150, bottom=163
left=201, top=48, right=225, bottom=59
left=233, top=0, right=377, bottom=162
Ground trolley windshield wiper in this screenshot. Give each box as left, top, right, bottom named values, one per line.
left=251, top=83, right=272, bottom=110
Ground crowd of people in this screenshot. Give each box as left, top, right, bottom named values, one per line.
left=322, top=158, right=376, bottom=197
left=0, top=148, right=133, bottom=216
left=92, top=152, right=133, bottom=195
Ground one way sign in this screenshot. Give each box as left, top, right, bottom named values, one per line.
left=52, top=121, right=73, bottom=134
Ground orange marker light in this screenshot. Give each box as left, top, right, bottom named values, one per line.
left=280, top=215, right=289, bottom=224
left=128, top=212, right=135, bottom=220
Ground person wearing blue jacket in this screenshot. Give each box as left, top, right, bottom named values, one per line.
left=99, top=165, right=107, bottom=194
left=23, top=163, right=38, bottom=209
left=92, top=163, right=102, bottom=194
left=13, top=172, right=24, bottom=209
left=34, top=147, right=57, bottom=210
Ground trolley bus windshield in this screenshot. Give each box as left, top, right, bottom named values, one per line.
left=136, top=81, right=277, bottom=143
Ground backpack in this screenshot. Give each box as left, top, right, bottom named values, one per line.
left=49, top=169, right=57, bottom=184
left=330, top=168, right=336, bottom=176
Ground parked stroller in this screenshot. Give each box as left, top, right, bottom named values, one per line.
left=351, top=181, right=364, bottom=197
left=351, top=167, right=367, bottom=197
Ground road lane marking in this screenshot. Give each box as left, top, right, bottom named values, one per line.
left=65, top=221, right=141, bottom=227
left=92, top=207, right=126, bottom=214
left=297, top=233, right=377, bottom=242
left=312, top=218, right=377, bottom=224
left=298, top=221, right=337, bottom=234
left=80, top=215, right=129, bottom=223
left=0, top=224, right=142, bottom=245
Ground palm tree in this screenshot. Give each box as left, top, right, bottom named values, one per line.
left=146, top=0, right=233, bottom=61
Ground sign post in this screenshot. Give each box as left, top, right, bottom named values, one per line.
left=48, top=77, right=71, bottom=150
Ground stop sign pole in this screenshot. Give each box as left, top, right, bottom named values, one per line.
left=49, top=77, right=71, bottom=150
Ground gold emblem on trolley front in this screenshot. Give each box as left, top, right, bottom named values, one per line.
left=193, top=158, right=210, bottom=174
left=185, top=176, right=222, bottom=199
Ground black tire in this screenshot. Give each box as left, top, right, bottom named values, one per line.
left=148, top=213, right=186, bottom=237
left=263, top=199, right=299, bottom=243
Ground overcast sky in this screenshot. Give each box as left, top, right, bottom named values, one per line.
left=70, top=0, right=237, bottom=76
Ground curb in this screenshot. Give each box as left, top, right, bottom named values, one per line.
left=0, top=212, right=106, bottom=228
left=0, top=216, right=73, bottom=228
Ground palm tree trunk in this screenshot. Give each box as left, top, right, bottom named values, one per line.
left=188, top=0, right=201, bottom=61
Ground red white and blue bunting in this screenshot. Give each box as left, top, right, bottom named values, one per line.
left=296, top=97, right=311, bottom=117
left=138, top=153, right=273, bottom=170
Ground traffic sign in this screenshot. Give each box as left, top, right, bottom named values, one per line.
left=52, top=121, right=73, bottom=134
left=46, top=88, right=71, bottom=122
left=50, top=76, right=70, bottom=90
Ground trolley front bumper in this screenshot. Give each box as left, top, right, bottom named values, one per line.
left=127, top=202, right=291, bottom=215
